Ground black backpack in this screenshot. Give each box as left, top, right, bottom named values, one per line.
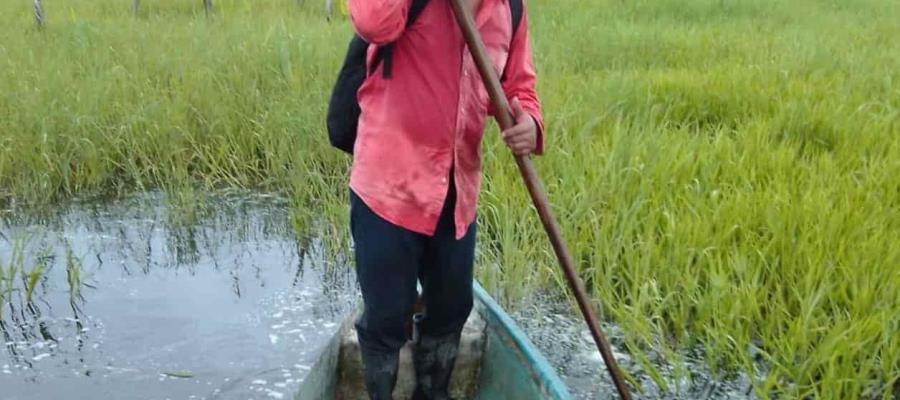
left=326, top=0, right=524, bottom=154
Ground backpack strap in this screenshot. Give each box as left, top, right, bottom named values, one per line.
left=500, top=0, right=525, bottom=82
left=371, top=0, right=431, bottom=79
left=509, top=0, right=523, bottom=35
left=371, top=0, right=523, bottom=79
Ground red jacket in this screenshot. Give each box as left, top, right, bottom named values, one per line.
left=348, top=0, right=544, bottom=239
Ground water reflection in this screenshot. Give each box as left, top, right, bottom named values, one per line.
left=511, top=291, right=761, bottom=400
left=0, top=191, right=356, bottom=400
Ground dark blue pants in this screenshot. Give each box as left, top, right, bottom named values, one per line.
left=350, top=184, right=476, bottom=355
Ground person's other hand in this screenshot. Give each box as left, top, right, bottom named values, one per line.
left=501, top=97, right=537, bottom=156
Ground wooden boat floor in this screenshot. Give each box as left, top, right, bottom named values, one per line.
left=336, top=310, right=487, bottom=400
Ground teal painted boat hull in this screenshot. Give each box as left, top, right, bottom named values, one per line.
left=296, top=282, right=571, bottom=399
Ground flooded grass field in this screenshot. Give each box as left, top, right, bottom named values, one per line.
left=512, top=293, right=761, bottom=400
left=1, top=192, right=769, bottom=399
left=0, top=192, right=357, bottom=399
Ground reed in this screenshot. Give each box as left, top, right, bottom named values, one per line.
left=0, top=0, right=897, bottom=397
left=0, top=239, right=26, bottom=318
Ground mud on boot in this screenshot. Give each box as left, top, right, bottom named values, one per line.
left=360, top=347, right=400, bottom=400
left=411, top=331, right=462, bottom=400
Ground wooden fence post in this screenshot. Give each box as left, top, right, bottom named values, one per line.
left=203, top=0, right=212, bottom=18
left=33, top=0, right=45, bottom=29
left=132, top=0, right=139, bottom=17
left=325, top=0, right=333, bottom=21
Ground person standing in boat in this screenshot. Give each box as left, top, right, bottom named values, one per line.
left=345, top=0, right=544, bottom=398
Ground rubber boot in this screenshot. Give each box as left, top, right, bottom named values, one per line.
left=411, top=331, right=462, bottom=400
left=360, top=347, right=400, bottom=400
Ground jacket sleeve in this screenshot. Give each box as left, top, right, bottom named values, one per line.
left=501, top=6, right=545, bottom=155
left=348, top=0, right=413, bottom=45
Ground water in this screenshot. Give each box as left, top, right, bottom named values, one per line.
left=0, top=192, right=356, bottom=400
left=511, top=292, right=760, bottom=400
left=2, top=191, right=762, bottom=399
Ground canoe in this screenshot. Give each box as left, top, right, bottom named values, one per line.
left=296, top=282, right=572, bottom=399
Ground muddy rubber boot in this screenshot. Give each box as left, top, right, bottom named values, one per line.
left=360, top=347, right=400, bottom=400
left=411, top=331, right=462, bottom=400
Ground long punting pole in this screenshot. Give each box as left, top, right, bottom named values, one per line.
left=447, top=1, right=632, bottom=398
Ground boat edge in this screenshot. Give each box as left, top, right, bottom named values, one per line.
left=473, top=282, right=573, bottom=400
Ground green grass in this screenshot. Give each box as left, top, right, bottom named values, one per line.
left=0, top=236, right=54, bottom=316
left=1, top=0, right=898, bottom=398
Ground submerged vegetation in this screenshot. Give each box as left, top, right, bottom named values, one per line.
left=1, top=0, right=898, bottom=398
left=0, top=236, right=83, bottom=317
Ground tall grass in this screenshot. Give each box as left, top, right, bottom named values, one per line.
left=1, top=0, right=898, bottom=397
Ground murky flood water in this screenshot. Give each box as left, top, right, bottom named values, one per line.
left=0, top=192, right=356, bottom=400
left=511, top=293, right=760, bottom=400
left=2, top=191, right=760, bottom=399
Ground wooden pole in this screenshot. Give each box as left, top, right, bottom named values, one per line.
left=447, top=1, right=632, bottom=399
left=203, top=0, right=212, bottom=18
left=33, top=0, right=45, bottom=29
left=132, top=0, right=139, bottom=17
